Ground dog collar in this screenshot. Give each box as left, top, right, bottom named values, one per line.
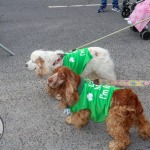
left=53, top=54, right=65, bottom=66
left=77, top=77, right=85, bottom=95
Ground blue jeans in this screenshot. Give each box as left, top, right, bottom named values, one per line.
left=101, top=0, right=118, bottom=8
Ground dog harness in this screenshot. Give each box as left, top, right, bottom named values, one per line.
left=63, top=48, right=93, bottom=74
left=69, top=79, right=120, bottom=122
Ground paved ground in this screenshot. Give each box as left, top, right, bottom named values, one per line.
left=0, top=0, right=150, bottom=150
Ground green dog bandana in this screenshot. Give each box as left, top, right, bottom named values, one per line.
left=69, top=80, right=120, bottom=122
left=63, top=48, right=93, bottom=74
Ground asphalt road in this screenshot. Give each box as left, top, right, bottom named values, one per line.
left=0, top=0, right=150, bottom=150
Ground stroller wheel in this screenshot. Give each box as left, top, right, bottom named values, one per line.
left=121, top=7, right=130, bottom=18
left=130, top=26, right=138, bottom=32
left=131, top=3, right=136, bottom=11
left=140, top=29, right=150, bottom=40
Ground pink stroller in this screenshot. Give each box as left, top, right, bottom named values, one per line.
left=126, top=0, right=150, bottom=40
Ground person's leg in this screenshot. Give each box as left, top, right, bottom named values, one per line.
left=112, top=0, right=121, bottom=12
left=112, top=0, right=118, bottom=7
left=101, top=0, right=107, bottom=8
left=98, top=0, right=107, bottom=13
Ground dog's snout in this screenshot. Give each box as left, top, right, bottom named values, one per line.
left=25, top=64, right=28, bottom=67
left=48, top=78, right=53, bottom=83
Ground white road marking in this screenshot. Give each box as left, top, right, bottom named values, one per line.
left=48, top=3, right=122, bottom=8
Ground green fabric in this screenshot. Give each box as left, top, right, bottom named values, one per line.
left=70, top=80, right=120, bottom=122
left=63, top=48, right=93, bottom=74
left=77, top=77, right=85, bottom=95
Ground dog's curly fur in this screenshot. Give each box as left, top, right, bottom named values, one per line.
left=26, top=47, right=116, bottom=80
left=47, top=66, right=150, bottom=150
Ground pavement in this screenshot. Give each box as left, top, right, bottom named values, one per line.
left=0, top=0, right=150, bottom=150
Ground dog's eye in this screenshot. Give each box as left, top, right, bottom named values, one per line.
left=60, top=73, right=65, bottom=79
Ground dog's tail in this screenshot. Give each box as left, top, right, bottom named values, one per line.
left=134, top=94, right=150, bottom=140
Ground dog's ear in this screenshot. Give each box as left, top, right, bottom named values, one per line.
left=36, top=57, right=45, bottom=67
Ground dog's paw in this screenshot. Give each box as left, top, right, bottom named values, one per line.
left=65, top=116, right=72, bottom=124
left=109, top=140, right=130, bottom=150
left=56, top=94, right=61, bottom=101
left=108, top=140, right=120, bottom=150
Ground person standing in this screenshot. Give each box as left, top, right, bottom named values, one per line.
left=98, top=0, right=121, bottom=13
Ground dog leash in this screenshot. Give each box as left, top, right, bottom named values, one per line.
left=70, top=17, right=150, bottom=87
left=55, top=18, right=150, bottom=86
left=92, top=79, right=150, bottom=87
left=70, top=17, right=150, bottom=51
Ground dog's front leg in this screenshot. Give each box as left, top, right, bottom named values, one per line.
left=65, top=109, right=90, bottom=129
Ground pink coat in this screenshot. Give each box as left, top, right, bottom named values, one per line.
left=129, top=0, right=150, bottom=32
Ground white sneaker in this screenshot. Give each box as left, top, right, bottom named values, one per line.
left=112, top=6, right=121, bottom=12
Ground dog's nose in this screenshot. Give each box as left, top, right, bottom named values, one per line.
left=48, top=78, right=53, bottom=83
left=25, top=64, right=28, bottom=67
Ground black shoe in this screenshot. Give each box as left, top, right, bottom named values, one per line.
left=97, top=5, right=106, bottom=13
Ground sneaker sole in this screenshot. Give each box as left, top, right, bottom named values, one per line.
left=112, top=8, right=121, bottom=12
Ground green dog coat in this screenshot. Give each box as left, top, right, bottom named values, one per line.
left=69, top=79, right=120, bottom=122
left=63, top=48, right=93, bottom=74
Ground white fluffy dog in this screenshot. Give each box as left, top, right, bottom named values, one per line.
left=26, top=47, right=116, bottom=80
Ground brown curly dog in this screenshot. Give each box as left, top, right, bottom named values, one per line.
left=47, top=66, right=150, bottom=150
